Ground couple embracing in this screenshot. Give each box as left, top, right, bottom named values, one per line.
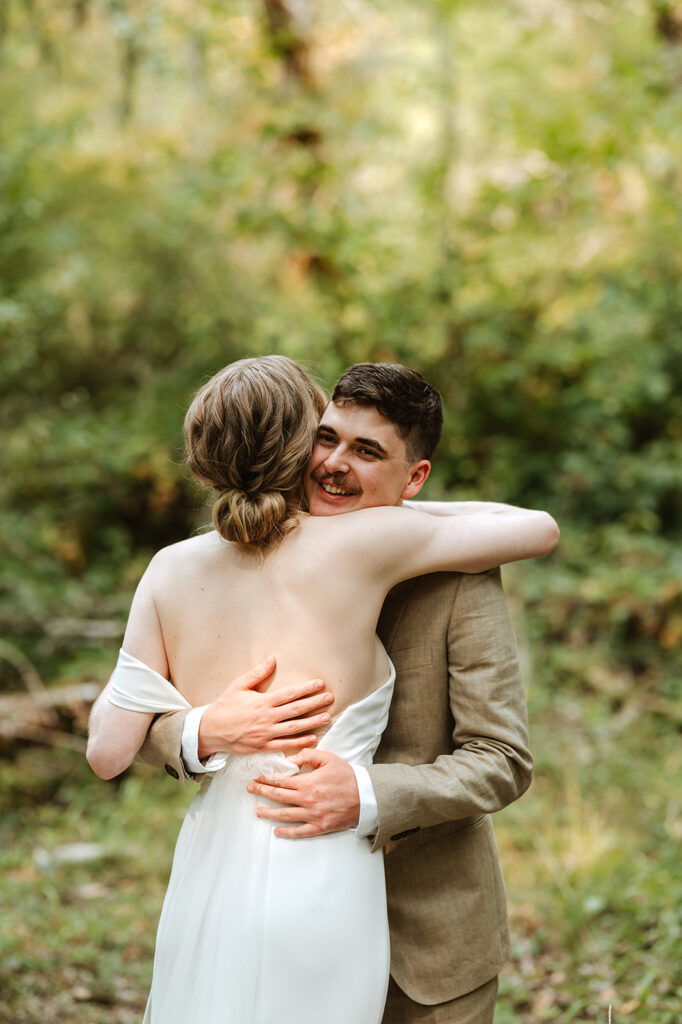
left=88, top=358, right=558, bottom=1024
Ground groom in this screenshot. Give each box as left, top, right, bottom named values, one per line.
left=140, top=362, right=532, bottom=1023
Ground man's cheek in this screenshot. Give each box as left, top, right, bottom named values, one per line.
left=307, top=453, right=324, bottom=477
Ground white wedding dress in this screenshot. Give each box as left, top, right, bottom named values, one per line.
left=108, top=650, right=394, bottom=1024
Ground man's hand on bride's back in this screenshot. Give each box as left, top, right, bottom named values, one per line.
left=197, top=657, right=335, bottom=759
left=247, top=749, right=360, bottom=837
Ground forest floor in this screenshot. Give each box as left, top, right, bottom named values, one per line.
left=1, top=691, right=680, bottom=1024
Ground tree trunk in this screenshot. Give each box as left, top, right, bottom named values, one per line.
left=262, top=0, right=315, bottom=89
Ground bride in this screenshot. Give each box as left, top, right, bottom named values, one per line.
left=87, top=355, right=558, bottom=1024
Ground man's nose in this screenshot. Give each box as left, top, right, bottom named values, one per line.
left=321, top=446, right=350, bottom=474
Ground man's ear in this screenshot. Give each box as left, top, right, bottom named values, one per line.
left=400, top=460, right=431, bottom=500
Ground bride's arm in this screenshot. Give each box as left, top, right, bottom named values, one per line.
left=87, top=691, right=154, bottom=780
left=403, top=499, right=538, bottom=516
left=87, top=562, right=168, bottom=780
left=336, top=503, right=559, bottom=586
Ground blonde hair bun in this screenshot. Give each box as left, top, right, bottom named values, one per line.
left=185, top=356, right=326, bottom=549
left=212, top=489, right=288, bottom=547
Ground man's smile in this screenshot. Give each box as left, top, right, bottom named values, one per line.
left=310, top=469, right=361, bottom=499
left=319, top=481, right=356, bottom=497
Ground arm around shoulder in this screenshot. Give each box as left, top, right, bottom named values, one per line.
left=348, top=504, right=559, bottom=588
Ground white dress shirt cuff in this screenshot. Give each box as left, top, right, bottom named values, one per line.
left=181, top=705, right=228, bottom=775
left=351, top=765, right=379, bottom=838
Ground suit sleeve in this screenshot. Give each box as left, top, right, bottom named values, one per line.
left=366, top=568, right=533, bottom=849
left=137, top=709, right=192, bottom=783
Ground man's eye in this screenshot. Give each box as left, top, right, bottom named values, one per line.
left=317, top=435, right=335, bottom=446
left=357, top=447, right=378, bottom=458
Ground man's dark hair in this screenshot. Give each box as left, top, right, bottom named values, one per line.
left=331, top=363, right=443, bottom=461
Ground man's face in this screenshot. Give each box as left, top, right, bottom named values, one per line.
left=305, top=401, right=430, bottom=516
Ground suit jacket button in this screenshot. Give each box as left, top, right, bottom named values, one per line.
left=164, top=764, right=179, bottom=780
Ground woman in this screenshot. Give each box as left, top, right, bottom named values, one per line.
left=87, top=355, right=558, bottom=1024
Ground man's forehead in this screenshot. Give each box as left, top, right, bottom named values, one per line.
left=319, top=401, right=403, bottom=444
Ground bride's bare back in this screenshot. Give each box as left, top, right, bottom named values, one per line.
left=149, top=522, right=392, bottom=714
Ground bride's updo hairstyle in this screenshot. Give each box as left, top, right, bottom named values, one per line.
left=185, top=355, right=327, bottom=550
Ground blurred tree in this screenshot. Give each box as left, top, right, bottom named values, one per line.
left=0, top=0, right=679, bottom=706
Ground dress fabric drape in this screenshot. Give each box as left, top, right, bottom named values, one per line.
left=108, top=650, right=394, bottom=1024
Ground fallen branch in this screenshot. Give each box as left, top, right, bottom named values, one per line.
left=6, top=725, right=88, bottom=753
left=0, top=638, right=48, bottom=698
left=0, top=682, right=101, bottom=715
left=0, top=661, right=102, bottom=748
left=44, top=619, right=124, bottom=640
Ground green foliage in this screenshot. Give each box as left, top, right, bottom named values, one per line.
left=2, top=1, right=681, bottom=689
left=495, top=704, right=682, bottom=1021
left=0, top=749, right=191, bottom=1023
left=0, top=1, right=680, bottom=1018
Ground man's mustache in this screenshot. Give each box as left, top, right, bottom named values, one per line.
left=310, top=469, right=361, bottom=495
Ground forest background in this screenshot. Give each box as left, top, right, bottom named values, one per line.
left=1, top=1, right=681, bottom=1021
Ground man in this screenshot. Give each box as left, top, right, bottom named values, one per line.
left=140, top=363, right=533, bottom=1023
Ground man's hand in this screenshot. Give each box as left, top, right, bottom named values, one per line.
left=197, top=657, right=334, bottom=759
left=246, top=748, right=360, bottom=838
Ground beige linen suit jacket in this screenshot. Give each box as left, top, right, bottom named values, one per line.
left=139, top=567, right=532, bottom=1007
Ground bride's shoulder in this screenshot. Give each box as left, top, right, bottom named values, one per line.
left=145, top=531, right=223, bottom=578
